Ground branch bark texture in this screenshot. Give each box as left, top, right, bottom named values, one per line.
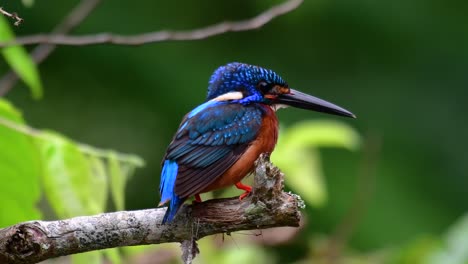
left=0, top=154, right=301, bottom=264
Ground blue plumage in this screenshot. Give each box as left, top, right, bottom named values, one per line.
left=158, top=62, right=354, bottom=224
left=159, top=63, right=283, bottom=223
left=187, top=100, right=221, bottom=119
left=167, top=104, right=262, bottom=170
left=159, top=103, right=264, bottom=221
left=160, top=160, right=183, bottom=223
left=207, top=63, right=287, bottom=100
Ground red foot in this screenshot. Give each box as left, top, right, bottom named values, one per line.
left=192, top=194, right=201, bottom=204
left=192, top=194, right=202, bottom=204
left=235, top=182, right=252, bottom=200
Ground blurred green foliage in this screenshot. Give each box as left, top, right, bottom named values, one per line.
left=0, top=16, right=42, bottom=99
left=272, top=120, right=360, bottom=207
left=1, top=0, right=468, bottom=263
left=429, top=213, right=468, bottom=264
left=0, top=99, right=143, bottom=264
left=0, top=100, right=41, bottom=226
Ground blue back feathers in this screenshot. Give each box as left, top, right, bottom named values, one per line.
left=177, top=103, right=262, bottom=146
left=159, top=103, right=265, bottom=223
left=207, top=63, right=287, bottom=101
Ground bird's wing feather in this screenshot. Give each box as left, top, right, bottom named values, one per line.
left=164, top=101, right=263, bottom=197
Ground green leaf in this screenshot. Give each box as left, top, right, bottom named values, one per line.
left=271, top=120, right=360, bottom=207
left=0, top=16, right=43, bottom=99
left=108, top=152, right=139, bottom=211
left=392, top=235, right=440, bottom=264
left=71, top=251, right=102, bottom=264
left=122, top=244, right=160, bottom=257
left=107, top=153, right=141, bottom=211
left=37, top=131, right=101, bottom=217
left=0, top=97, right=144, bottom=232
left=273, top=147, right=326, bottom=207
left=102, top=248, right=122, bottom=264
left=87, top=156, right=108, bottom=212
left=108, top=152, right=126, bottom=211
left=0, top=99, right=42, bottom=227
left=197, top=237, right=273, bottom=264
left=429, top=213, right=468, bottom=264
left=280, top=120, right=361, bottom=151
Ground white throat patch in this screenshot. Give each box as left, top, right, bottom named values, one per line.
left=271, top=104, right=289, bottom=112
left=212, top=91, right=244, bottom=102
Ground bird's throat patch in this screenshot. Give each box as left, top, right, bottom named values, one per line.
left=212, top=91, right=244, bottom=101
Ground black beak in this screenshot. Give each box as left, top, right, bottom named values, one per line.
left=276, top=89, right=356, bottom=118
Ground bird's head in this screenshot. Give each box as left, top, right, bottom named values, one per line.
left=207, top=62, right=355, bottom=118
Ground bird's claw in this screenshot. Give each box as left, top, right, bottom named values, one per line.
left=239, top=191, right=251, bottom=200
left=192, top=194, right=202, bottom=204
left=235, top=182, right=252, bottom=200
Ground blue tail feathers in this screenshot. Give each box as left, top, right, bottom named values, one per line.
left=159, top=159, right=183, bottom=223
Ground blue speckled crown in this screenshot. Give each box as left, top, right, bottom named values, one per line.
left=206, top=63, right=287, bottom=100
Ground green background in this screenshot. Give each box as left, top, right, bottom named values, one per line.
left=2, top=0, right=467, bottom=262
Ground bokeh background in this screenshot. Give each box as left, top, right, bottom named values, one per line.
left=2, top=0, right=468, bottom=263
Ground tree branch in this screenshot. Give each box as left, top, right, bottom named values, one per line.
left=0, top=7, right=23, bottom=26
left=0, top=0, right=302, bottom=47
left=0, top=154, right=301, bottom=264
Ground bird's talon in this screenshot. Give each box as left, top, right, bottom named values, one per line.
left=235, top=182, right=252, bottom=200
left=239, top=191, right=251, bottom=200
left=192, top=194, right=202, bottom=204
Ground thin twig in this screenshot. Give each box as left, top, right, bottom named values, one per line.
left=0, top=7, right=23, bottom=26
left=0, top=0, right=303, bottom=47
left=0, top=0, right=102, bottom=96
left=0, top=116, right=144, bottom=167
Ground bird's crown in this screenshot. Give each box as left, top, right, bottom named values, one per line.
left=206, top=62, right=288, bottom=101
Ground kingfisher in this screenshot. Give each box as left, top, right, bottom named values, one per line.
left=159, top=62, right=355, bottom=223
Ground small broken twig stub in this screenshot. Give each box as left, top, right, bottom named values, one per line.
left=0, top=7, right=23, bottom=26
left=0, top=154, right=301, bottom=264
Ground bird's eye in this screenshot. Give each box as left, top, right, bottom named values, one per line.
left=257, top=81, right=270, bottom=93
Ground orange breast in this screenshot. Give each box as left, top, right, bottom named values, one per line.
left=201, top=106, right=279, bottom=193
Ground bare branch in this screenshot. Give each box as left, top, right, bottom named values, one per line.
left=0, top=0, right=102, bottom=96
left=0, top=154, right=301, bottom=264
left=0, top=0, right=302, bottom=47
left=0, top=0, right=302, bottom=96
left=0, top=7, right=23, bottom=26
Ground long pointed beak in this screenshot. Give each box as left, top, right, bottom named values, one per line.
left=276, top=89, right=356, bottom=118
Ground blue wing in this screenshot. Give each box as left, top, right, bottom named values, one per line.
left=159, top=101, right=264, bottom=222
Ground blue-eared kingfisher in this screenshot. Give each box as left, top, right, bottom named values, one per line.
left=159, top=62, right=355, bottom=223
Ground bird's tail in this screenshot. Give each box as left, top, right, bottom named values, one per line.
left=162, top=195, right=184, bottom=223
left=159, top=159, right=184, bottom=224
